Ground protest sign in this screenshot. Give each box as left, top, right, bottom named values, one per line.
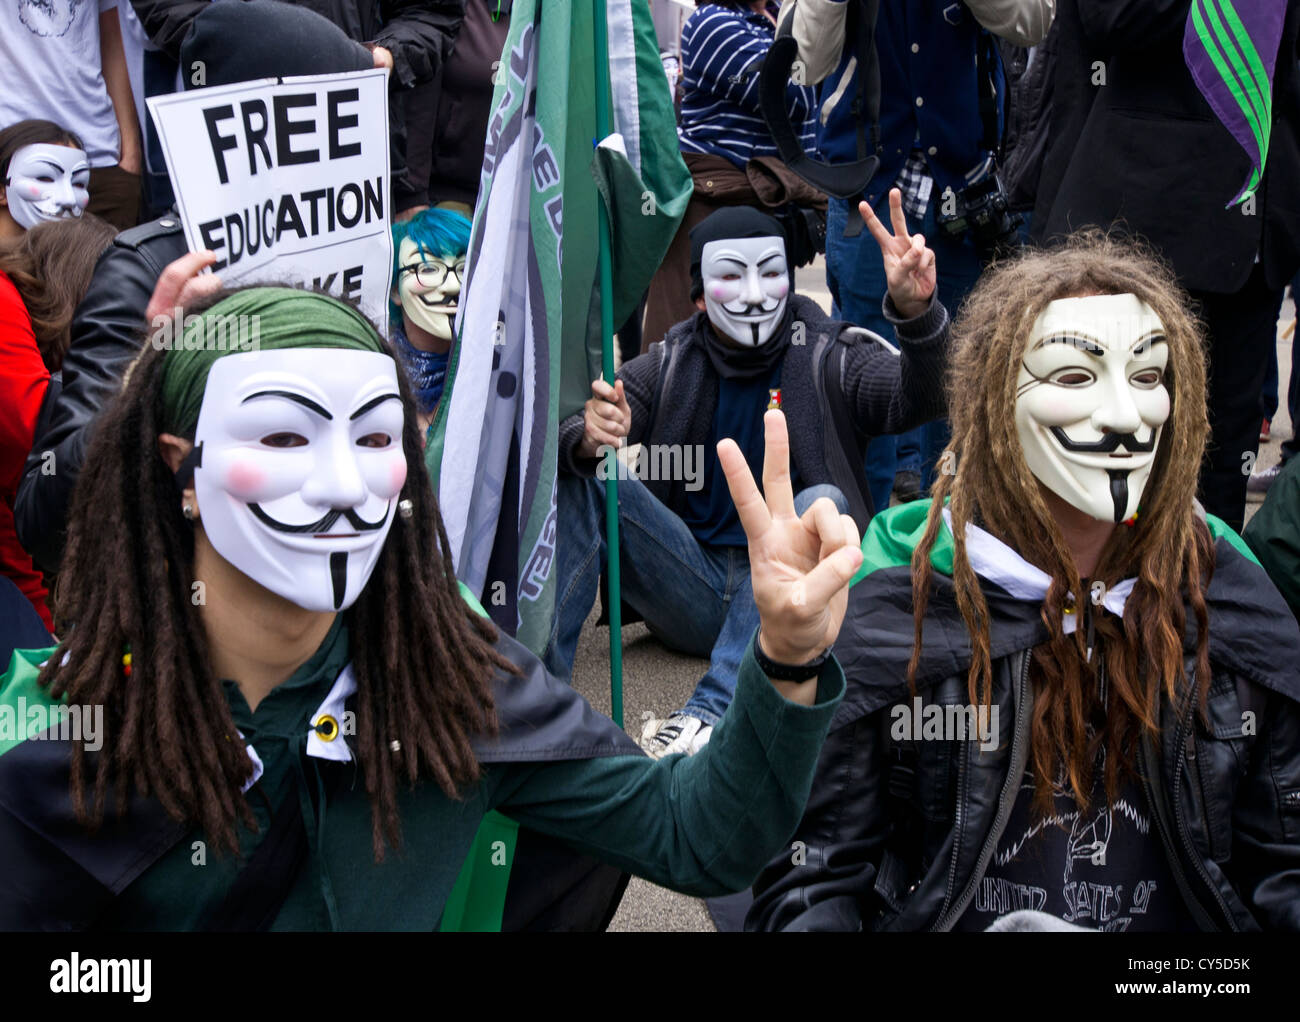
left=147, top=70, right=393, bottom=322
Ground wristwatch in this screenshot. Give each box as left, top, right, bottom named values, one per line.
left=751, top=629, right=830, bottom=682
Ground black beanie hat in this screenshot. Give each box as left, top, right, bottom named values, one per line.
left=689, top=207, right=787, bottom=301
left=181, top=0, right=373, bottom=90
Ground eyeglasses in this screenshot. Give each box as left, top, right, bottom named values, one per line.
left=399, top=259, right=466, bottom=289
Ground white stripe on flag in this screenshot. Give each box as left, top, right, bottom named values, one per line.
left=440, top=37, right=538, bottom=586
left=607, top=0, right=642, bottom=174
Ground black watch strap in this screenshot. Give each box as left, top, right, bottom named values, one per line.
left=752, top=630, right=829, bottom=682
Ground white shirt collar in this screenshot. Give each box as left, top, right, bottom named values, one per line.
left=942, top=508, right=1135, bottom=634
left=241, top=663, right=357, bottom=791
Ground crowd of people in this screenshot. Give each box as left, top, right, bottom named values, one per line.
left=0, top=0, right=1299, bottom=934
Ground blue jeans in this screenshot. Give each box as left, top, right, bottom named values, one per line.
left=543, top=472, right=848, bottom=725
left=826, top=192, right=983, bottom=510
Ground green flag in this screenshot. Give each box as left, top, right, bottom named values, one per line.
left=427, top=0, right=690, bottom=654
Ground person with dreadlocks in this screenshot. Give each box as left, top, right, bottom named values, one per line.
left=748, top=231, right=1300, bottom=932
left=390, top=207, right=469, bottom=434
left=0, top=282, right=864, bottom=931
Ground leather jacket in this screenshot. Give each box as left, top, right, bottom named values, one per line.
left=747, top=510, right=1300, bottom=932
left=15, top=216, right=187, bottom=572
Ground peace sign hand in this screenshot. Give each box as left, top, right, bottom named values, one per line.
left=718, top=410, right=862, bottom=680
left=859, top=187, right=936, bottom=320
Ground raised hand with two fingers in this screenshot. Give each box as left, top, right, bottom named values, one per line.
left=859, top=187, right=937, bottom=319
left=718, top=410, right=862, bottom=702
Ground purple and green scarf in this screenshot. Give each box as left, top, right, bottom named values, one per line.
left=1184, top=0, right=1288, bottom=207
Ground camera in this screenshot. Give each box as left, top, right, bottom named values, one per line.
left=935, top=172, right=1023, bottom=258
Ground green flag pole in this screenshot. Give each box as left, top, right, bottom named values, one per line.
left=593, top=0, right=623, bottom=727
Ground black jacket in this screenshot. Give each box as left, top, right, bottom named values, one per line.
left=1032, top=0, right=1300, bottom=294
left=747, top=504, right=1300, bottom=931
left=998, top=17, right=1060, bottom=212
left=557, top=294, right=950, bottom=530
left=404, top=0, right=511, bottom=208
left=15, top=216, right=188, bottom=573
left=130, top=0, right=467, bottom=210
left=131, top=0, right=463, bottom=89
left=0, top=626, right=636, bottom=931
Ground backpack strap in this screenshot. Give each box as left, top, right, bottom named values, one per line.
left=821, top=331, right=876, bottom=524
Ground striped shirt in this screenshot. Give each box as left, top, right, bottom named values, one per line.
left=678, top=2, right=816, bottom=170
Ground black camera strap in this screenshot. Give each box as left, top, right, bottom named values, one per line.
left=758, top=0, right=880, bottom=202
left=841, top=0, right=881, bottom=237
left=975, top=31, right=1003, bottom=160
left=851, top=0, right=881, bottom=164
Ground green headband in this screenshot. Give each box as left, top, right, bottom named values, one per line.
left=159, top=287, right=388, bottom=436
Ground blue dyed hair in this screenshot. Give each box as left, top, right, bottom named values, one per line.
left=390, top=208, right=471, bottom=328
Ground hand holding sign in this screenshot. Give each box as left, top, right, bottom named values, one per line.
left=145, top=250, right=223, bottom=324
left=718, top=410, right=861, bottom=699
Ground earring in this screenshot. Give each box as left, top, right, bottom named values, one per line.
left=398, top=499, right=414, bottom=520
left=182, top=503, right=196, bottom=521
left=389, top=739, right=402, bottom=753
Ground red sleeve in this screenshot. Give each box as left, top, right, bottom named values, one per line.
left=0, top=271, right=49, bottom=489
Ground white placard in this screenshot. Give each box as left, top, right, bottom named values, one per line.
left=147, top=70, right=393, bottom=323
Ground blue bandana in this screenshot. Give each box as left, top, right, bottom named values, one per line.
left=391, top=322, right=449, bottom=414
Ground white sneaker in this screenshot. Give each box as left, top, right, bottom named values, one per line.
left=640, top=713, right=713, bottom=759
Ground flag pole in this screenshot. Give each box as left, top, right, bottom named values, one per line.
left=593, top=0, right=623, bottom=727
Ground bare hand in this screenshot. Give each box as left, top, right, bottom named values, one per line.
left=117, top=142, right=143, bottom=176
left=578, top=378, right=632, bottom=459
left=860, top=188, right=936, bottom=319
left=718, top=410, right=862, bottom=669
left=145, top=250, right=222, bottom=324
left=371, top=45, right=394, bottom=70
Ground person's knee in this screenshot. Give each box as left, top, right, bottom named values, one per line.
left=558, top=471, right=605, bottom=523
left=794, top=483, right=850, bottom=516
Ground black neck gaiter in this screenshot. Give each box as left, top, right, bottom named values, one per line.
left=698, top=306, right=793, bottom=381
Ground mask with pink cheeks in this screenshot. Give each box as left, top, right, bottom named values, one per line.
left=193, top=348, right=408, bottom=611
left=699, top=235, right=789, bottom=347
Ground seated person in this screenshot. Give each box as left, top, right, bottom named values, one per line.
left=747, top=234, right=1300, bottom=932
left=546, top=201, right=948, bottom=758
left=390, top=208, right=469, bottom=435
left=0, top=283, right=865, bottom=931
left=1244, top=455, right=1300, bottom=624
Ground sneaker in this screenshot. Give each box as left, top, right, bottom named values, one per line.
left=640, top=712, right=713, bottom=759
left=892, top=469, right=923, bottom=503
left=1261, top=419, right=1272, bottom=442
left=1247, top=462, right=1282, bottom=495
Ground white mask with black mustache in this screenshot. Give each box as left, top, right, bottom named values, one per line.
left=397, top=237, right=462, bottom=343
left=1015, top=294, right=1170, bottom=524
left=700, top=235, right=789, bottom=347
left=192, top=349, right=408, bottom=611
left=4, top=143, right=90, bottom=230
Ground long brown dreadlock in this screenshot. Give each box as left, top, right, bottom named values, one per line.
left=42, top=287, right=515, bottom=860
left=908, top=232, right=1214, bottom=817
